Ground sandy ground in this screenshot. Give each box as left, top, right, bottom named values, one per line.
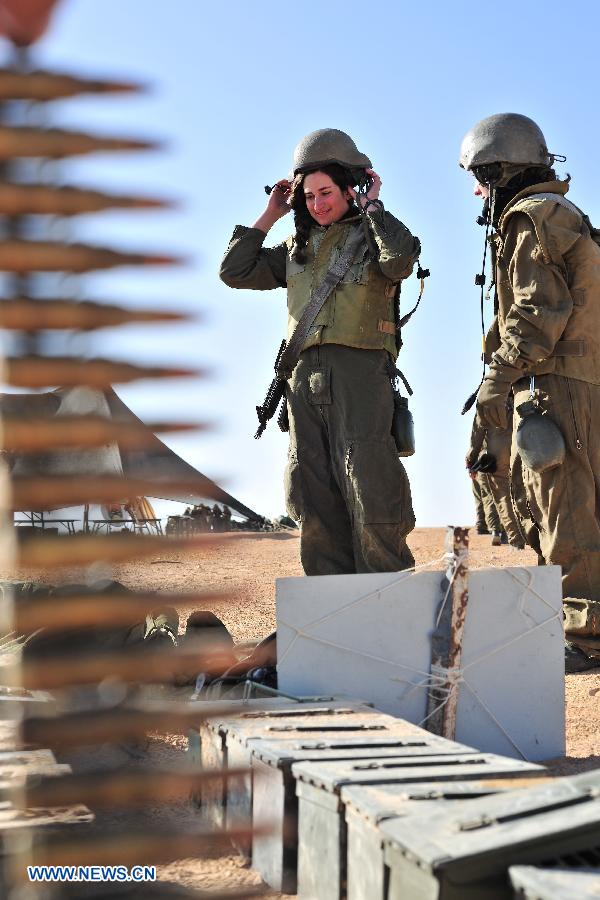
left=108, top=527, right=600, bottom=895
left=13, top=528, right=600, bottom=896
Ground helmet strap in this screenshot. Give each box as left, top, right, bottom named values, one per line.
left=462, top=194, right=491, bottom=415
left=353, top=171, right=379, bottom=259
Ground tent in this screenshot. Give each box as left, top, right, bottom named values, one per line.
left=2, top=386, right=261, bottom=520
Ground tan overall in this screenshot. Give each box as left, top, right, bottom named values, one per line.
left=489, top=181, right=600, bottom=656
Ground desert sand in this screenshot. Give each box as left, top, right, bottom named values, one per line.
left=94, top=527, right=599, bottom=895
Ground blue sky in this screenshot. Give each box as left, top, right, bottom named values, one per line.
left=8, top=0, right=599, bottom=524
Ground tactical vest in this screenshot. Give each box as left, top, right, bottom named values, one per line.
left=495, top=183, right=600, bottom=384
left=285, top=217, right=398, bottom=357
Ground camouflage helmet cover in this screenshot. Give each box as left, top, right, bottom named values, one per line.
left=459, top=113, right=552, bottom=171
left=292, top=128, right=372, bottom=176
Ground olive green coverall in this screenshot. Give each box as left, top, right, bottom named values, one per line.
left=471, top=474, right=499, bottom=534
left=482, top=181, right=600, bottom=656
left=220, top=209, right=420, bottom=575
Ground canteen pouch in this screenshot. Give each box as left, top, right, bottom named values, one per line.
left=391, top=394, right=415, bottom=457
left=516, top=399, right=566, bottom=473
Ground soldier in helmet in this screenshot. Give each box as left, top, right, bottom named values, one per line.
left=220, top=129, right=421, bottom=575
left=459, top=112, right=600, bottom=668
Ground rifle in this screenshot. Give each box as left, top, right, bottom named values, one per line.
left=254, top=339, right=289, bottom=439
left=254, top=227, right=369, bottom=440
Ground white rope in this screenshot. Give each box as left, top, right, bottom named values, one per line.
left=431, top=662, right=463, bottom=688
left=393, top=667, right=452, bottom=695
left=390, top=673, right=436, bottom=695
left=300, top=553, right=447, bottom=633
left=275, top=632, right=300, bottom=669
left=435, top=565, right=457, bottom=629
left=415, top=665, right=463, bottom=729
left=459, top=676, right=529, bottom=760
left=504, top=566, right=560, bottom=615
left=277, top=551, right=560, bottom=753
left=418, top=691, right=454, bottom=728
left=276, top=553, right=447, bottom=669
left=461, top=612, right=561, bottom=674
left=278, top=627, right=439, bottom=681
left=415, top=664, right=458, bottom=725
left=384, top=607, right=559, bottom=755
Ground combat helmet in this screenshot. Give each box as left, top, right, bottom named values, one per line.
left=459, top=113, right=552, bottom=173
left=292, top=128, right=371, bottom=176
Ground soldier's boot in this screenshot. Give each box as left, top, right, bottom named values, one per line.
left=175, top=611, right=235, bottom=687
left=563, top=598, right=600, bottom=671
left=143, top=607, right=179, bottom=646
left=565, top=642, right=600, bottom=673
left=563, top=598, right=600, bottom=637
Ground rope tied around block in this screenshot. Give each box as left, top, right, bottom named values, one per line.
left=276, top=552, right=448, bottom=669
left=276, top=542, right=563, bottom=760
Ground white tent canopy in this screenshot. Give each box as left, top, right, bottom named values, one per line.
left=3, top=386, right=261, bottom=520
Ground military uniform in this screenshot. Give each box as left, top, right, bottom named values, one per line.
left=486, top=180, right=600, bottom=599
left=467, top=417, right=500, bottom=535
left=220, top=207, right=420, bottom=575
left=467, top=413, right=523, bottom=546
left=471, top=474, right=492, bottom=533
left=460, top=113, right=600, bottom=664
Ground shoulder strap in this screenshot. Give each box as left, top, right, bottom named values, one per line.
left=277, top=226, right=366, bottom=378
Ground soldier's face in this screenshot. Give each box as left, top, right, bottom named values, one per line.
left=473, top=180, right=490, bottom=200
left=303, top=172, right=351, bottom=226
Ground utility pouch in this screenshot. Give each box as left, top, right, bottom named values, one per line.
left=391, top=393, right=415, bottom=457
left=387, top=359, right=415, bottom=456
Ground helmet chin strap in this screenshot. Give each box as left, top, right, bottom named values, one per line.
left=461, top=188, right=492, bottom=416
left=354, top=170, right=381, bottom=259
left=462, top=157, right=555, bottom=415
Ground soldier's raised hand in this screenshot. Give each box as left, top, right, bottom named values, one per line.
left=266, top=179, right=292, bottom=219
left=253, top=179, right=292, bottom=234
left=348, top=168, right=382, bottom=210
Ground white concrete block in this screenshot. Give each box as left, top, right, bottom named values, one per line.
left=276, top=566, right=564, bottom=761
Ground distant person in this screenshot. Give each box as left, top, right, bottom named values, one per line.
left=466, top=412, right=523, bottom=548
left=460, top=113, right=600, bottom=668
left=190, top=504, right=207, bottom=532
left=211, top=504, right=223, bottom=532
left=220, top=129, right=422, bottom=575
left=222, top=507, right=232, bottom=531
left=470, top=469, right=502, bottom=543
left=471, top=473, right=490, bottom=537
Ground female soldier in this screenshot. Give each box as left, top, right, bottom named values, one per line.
left=220, top=129, right=421, bottom=576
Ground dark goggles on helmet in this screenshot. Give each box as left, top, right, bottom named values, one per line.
left=472, top=163, right=503, bottom=186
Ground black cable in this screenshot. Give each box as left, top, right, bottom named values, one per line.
left=461, top=196, right=491, bottom=415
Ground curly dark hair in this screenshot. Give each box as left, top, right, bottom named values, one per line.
left=289, top=163, right=355, bottom=264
